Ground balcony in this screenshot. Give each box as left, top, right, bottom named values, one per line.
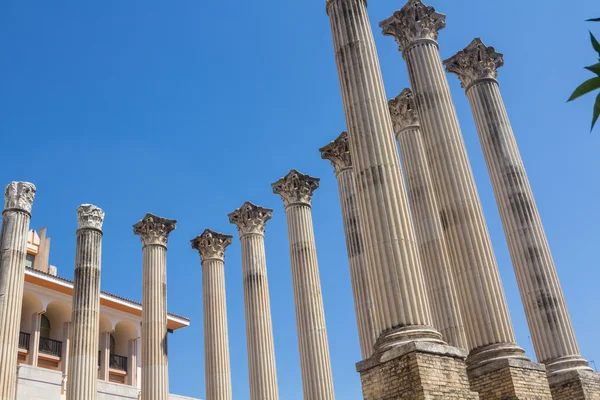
left=110, top=354, right=127, bottom=372
left=18, top=332, right=30, bottom=350
left=39, top=337, right=62, bottom=357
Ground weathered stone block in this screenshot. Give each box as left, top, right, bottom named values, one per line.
left=548, top=369, right=600, bottom=400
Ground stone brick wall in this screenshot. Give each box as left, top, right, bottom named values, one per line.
left=469, top=363, right=552, bottom=400
left=549, top=370, right=600, bottom=400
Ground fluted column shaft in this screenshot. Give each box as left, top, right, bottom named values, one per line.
left=229, top=202, right=280, bottom=400
left=285, top=203, right=335, bottom=400
left=389, top=96, right=468, bottom=349
left=134, top=213, right=176, bottom=400
left=0, top=182, right=36, bottom=400
left=67, top=205, right=105, bottom=400
left=202, top=258, right=232, bottom=400
left=465, top=75, right=586, bottom=373
left=327, top=0, right=439, bottom=347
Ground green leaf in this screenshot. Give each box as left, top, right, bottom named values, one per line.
left=592, top=92, right=600, bottom=131
left=591, top=31, right=600, bottom=54
left=587, top=18, right=600, bottom=22
left=568, top=77, right=600, bottom=102
left=585, top=62, right=600, bottom=75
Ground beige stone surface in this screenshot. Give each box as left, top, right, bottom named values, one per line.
left=272, top=170, right=335, bottom=400
left=67, top=204, right=105, bottom=400
left=327, top=0, right=443, bottom=350
left=0, top=181, right=36, bottom=400
left=380, top=0, right=525, bottom=366
left=389, top=90, right=468, bottom=351
left=134, top=213, right=177, bottom=400
left=191, top=229, right=233, bottom=400
left=549, top=370, right=600, bottom=400
left=445, top=38, right=592, bottom=379
left=319, top=132, right=377, bottom=360
left=229, top=202, right=280, bottom=400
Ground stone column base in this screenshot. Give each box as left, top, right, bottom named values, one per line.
left=468, top=358, right=553, bottom=399
left=548, top=369, right=600, bottom=400
left=356, top=341, right=479, bottom=400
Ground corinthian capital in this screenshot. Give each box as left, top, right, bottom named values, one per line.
left=444, top=38, right=504, bottom=90
left=380, top=0, right=446, bottom=53
left=191, top=229, right=233, bottom=261
left=77, top=204, right=105, bottom=231
left=4, top=181, right=36, bottom=213
left=133, top=213, right=177, bottom=247
left=319, top=132, right=352, bottom=174
left=272, top=169, right=320, bottom=208
left=389, top=88, right=419, bottom=133
left=228, top=202, right=273, bottom=236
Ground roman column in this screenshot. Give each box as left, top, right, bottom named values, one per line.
left=0, top=181, right=36, bottom=400
left=381, top=2, right=552, bottom=397
left=388, top=90, right=468, bottom=350
left=228, top=202, right=279, bottom=400
left=445, top=38, right=599, bottom=395
left=191, top=229, right=233, bottom=400
left=272, top=170, right=335, bottom=400
left=133, top=213, right=177, bottom=400
left=326, top=0, right=442, bottom=352
left=319, top=132, right=377, bottom=359
left=67, top=204, right=105, bottom=400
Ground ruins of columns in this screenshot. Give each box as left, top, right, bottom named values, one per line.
left=191, top=229, right=233, bottom=400
left=229, top=202, right=280, bottom=400
left=445, top=38, right=599, bottom=394
left=134, top=213, right=177, bottom=400
left=319, top=132, right=377, bottom=359
left=388, top=90, right=468, bottom=350
left=0, top=182, right=36, bottom=400
left=272, top=170, right=335, bottom=400
left=66, top=204, right=105, bottom=400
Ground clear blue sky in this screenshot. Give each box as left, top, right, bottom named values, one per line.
left=1, top=1, right=599, bottom=399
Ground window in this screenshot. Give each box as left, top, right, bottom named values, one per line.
left=25, top=253, right=35, bottom=269
left=110, top=334, right=116, bottom=354
left=40, top=315, right=50, bottom=338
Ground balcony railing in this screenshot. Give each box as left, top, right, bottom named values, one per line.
left=39, top=337, right=62, bottom=357
left=18, top=332, right=30, bottom=350
left=110, top=354, right=128, bottom=372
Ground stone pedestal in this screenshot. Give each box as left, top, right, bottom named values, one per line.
left=133, top=213, right=177, bottom=400
left=229, top=202, right=280, bottom=400
left=67, top=204, right=105, bottom=400
left=549, top=370, right=600, bottom=400
left=357, top=342, right=478, bottom=400
left=272, top=170, right=335, bottom=400
left=0, top=181, right=36, bottom=400
left=389, top=91, right=467, bottom=350
left=445, top=39, right=596, bottom=397
left=319, top=132, right=377, bottom=359
left=191, top=229, right=233, bottom=400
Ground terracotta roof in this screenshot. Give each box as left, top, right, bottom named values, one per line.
left=25, top=267, right=190, bottom=323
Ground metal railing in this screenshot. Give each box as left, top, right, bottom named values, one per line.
left=110, top=354, right=128, bottom=372
left=39, top=337, right=62, bottom=357
left=18, top=332, right=30, bottom=350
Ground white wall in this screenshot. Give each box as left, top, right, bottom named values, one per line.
left=16, top=365, right=62, bottom=400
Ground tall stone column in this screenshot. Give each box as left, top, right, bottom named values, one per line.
left=319, top=132, right=377, bottom=359
left=228, top=202, right=279, bottom=400
left=327, top=1, right=478, bottom=398
left=66, top=204, right=104, bottom=400
left=133, top=213, right=177, bottom=400
left=445, top=38, right=600, bottom=398
left=272, top=170, right=335, bottom=400
left=191, top=229, right=233, bottom=400
left=388, top=90, right=468, bottom=350
left=380, top=2, right=551, bottom=398
left=0, top=181, right=36, bottom=400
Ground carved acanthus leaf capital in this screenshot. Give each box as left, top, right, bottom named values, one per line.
left=380, top=0, right=446, bottom=53
left=77, top=204, right=105, bottom=231
left=191, top=229, right=232, bottom=261
left=444, top=38, right=504, bottom=90
left=272, top=169, right=320, bottom=208
left=389, top=88, right=419, bottom=133
left=228, top=202, right=273, bottom=236
left=319, top=132, right=352, bottom=174
left=4, top=182, right=36, bottom=213
left=133, top=213, right=177, bottom=247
